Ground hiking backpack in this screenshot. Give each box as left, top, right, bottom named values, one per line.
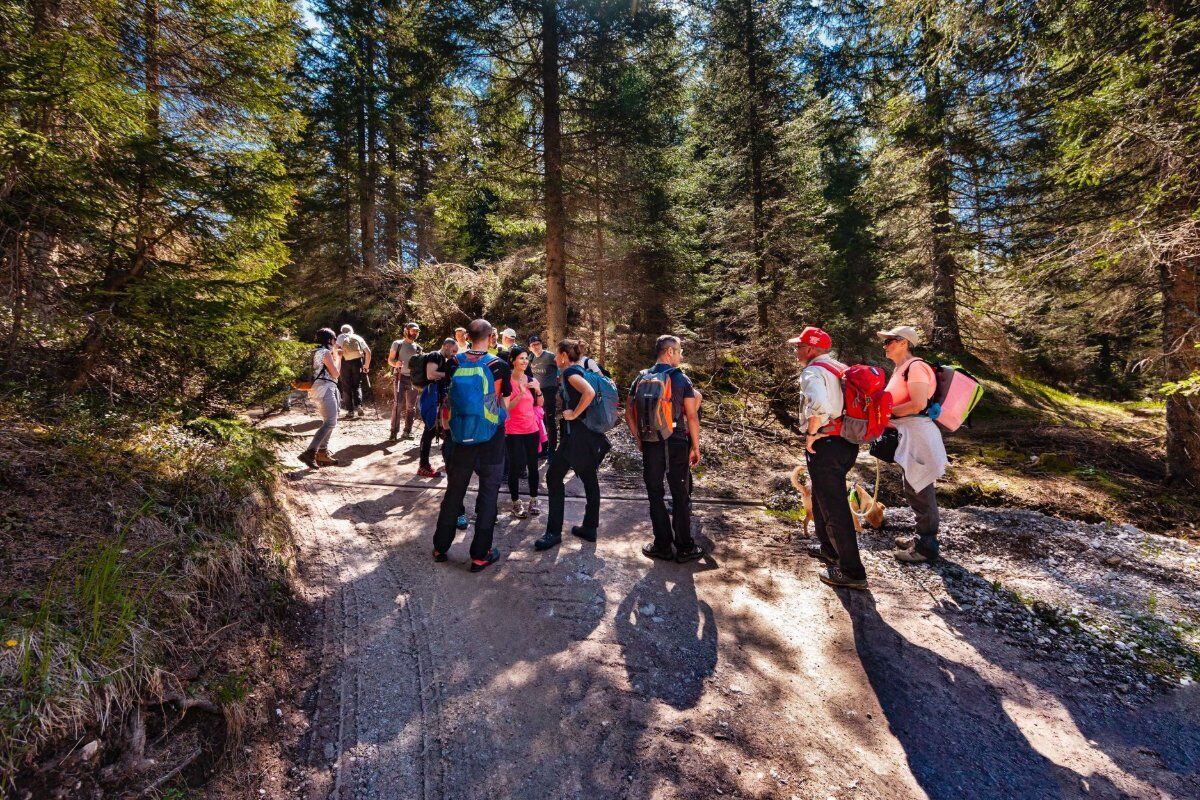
left=291, top=347, right=327, bottom=392
left=813, top=361, right=893, bottom=445
left=903, top=360, right=984, bottom=433
left=447, top=353, right=507, bottom=444
left=342, top=335, right=363, bottom=358
left=631, top=367, right=678, bottom=442
left=561, top=367, right=621, bottom=435
left=408, top=348, right=428, bottom=387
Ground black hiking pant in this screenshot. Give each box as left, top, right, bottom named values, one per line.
left=420, top=423, right=439, bottom=468
left=545, top=429, right=601, bottom=536
left=506, top=432, right=540, bottom=501
left=541, top=388, right=558, bottom=456
left=433, top=428, right=504, bottom=561
left=643, top=438, right=694, bottom=551
left=340, top=358, right=364, bottom=412
left=806, top=435, right=865, bottom=580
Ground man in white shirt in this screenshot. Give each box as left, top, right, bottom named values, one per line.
left=389, top=322, right=422, bottom=439
left=791, top=326, right=867, bottom=590
left=336, top=325, right=371, bottom=418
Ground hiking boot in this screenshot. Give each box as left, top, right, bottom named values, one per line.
left=819, top=566, right=869, bottom=591
left=388, top=430, right=399, bottom=442
left=510, top=500, right=527, bottom=519
left=401, top=427, right=414, bottom=440
left=456, top=514, right=469, bottom=530
left=356, top=408, right=364, bottom=418
left=571, top=525, right=597, bottom=543
left=432, top=550, right=448, bottom=563
left=417, top=464, right=442, bottom=478
left=894, top=535, right=917, bottom=551
left=642, top=543, right=675, bottom=561
left=895, top=546, right=938, bottom=564
left=534, top=533, right=562, bottom=551
left=525, top=498, right=541, bottom=517
left=298, top=449, right=319, bottom=469
left=470, top=548, right=500, bottom=573
left=315, top=449, right=340, bottom=467
left=806, top=544, right=837, bottom=565
left=675, top=545, right=705, bottom=563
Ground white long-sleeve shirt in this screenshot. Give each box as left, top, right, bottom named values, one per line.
left=799, top=354, right=847, bottom=428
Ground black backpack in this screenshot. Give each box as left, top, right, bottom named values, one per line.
left=408, top=350, right=429, bottom=387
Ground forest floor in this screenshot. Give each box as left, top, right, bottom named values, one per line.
left=237, top=400, right=1200, bottom=800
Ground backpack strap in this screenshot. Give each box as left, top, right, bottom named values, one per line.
left=812, top=360, right=844, bottom=379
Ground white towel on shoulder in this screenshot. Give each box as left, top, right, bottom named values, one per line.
left=892, top=415, right=947, bottom=493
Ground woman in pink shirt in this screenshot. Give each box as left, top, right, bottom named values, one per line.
left=505, top=347, right=544, bottom=518
left=880, top=325, right=948, bottom=564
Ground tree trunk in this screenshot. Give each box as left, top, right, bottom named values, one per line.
left=542, top=0, right=567, bottom=344
left=1161, top=252, right=1200, bottom=488
left=355, top=0, right=377, bottom=273
left=594, top=149, right=607, bottom=364
left=921, top=21, right=964, bottom=353
left=413, top=110, right=433, bottom=264
left=383, top=127, right=400, bottom=268
left=743, top=0, right=768, bottom=332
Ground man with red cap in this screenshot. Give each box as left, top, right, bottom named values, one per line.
left=791, top=326, right=868, bottom=590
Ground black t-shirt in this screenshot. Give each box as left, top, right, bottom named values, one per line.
left=446, top=351, right=513, bottom=397
left=630, top=363, right=695, bottom=441
left=559, top=364, right=589, bottom=419
left=421, top=351, right=449, bottom=393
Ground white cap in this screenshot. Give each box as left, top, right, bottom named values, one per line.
left=340, top=324, right=353, bottom=334
left=500, top=328, right=517, bottom=339
left=876, top=325, right=921, bottom=346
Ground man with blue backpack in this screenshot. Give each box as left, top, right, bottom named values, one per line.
left=432, top=319, right=513, bottom=572
left=626, top=335, right=705, bottom=563
left=533, top=339, right=619, bottom=552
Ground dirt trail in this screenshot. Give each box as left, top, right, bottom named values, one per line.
left=265, top=411, right=1199, bottom=800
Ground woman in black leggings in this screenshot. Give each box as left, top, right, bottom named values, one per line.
left=534, top=339, right=608, bottom=551
left=504, top=347, right=544, bottom=518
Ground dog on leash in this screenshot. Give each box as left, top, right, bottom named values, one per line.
left=790, top=465, right=886, bottom=535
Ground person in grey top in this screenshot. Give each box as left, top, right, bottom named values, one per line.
left=389, top=322, right=422, bottom=439
left=527, top=335, right=558, bottom=458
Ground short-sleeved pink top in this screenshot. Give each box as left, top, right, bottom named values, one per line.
left=505, top=376, right=541, bottom=435
left=886, top=357, right=936, bottom=409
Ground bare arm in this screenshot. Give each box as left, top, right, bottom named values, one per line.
left=892, top=381, right=931, bottom=417
left=426, top=359, right=448, bottom=383
left=625, top=400, right=640, bottom=448
left=388, top=343, right=402, bottom=369
left=362, top=344, right=371, bottom=371
left=323, top=351, right=341, bottom=381
left=561, top=373, right=595, bottom=420
left=683, top=395, right=701, bottom=466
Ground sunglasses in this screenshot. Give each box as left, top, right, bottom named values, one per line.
left=882, top=337, right=903, bottom=346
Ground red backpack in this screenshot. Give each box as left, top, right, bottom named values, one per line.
left=813, top=362, right=893, bottom=445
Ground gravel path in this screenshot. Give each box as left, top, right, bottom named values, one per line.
left=266, top=411, right=1200, bottom=800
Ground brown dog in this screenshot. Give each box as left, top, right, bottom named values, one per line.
left=790, top=465, right=886, bottom=535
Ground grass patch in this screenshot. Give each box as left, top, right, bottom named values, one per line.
left=0, top=405, right=289, bottom=789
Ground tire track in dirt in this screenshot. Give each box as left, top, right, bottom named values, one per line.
left=272, top=413, right=1200, bottom=800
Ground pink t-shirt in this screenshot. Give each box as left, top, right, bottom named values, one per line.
left=505, top=377, right=541, bottom=435
left=886, top=357, right=936, bottom=409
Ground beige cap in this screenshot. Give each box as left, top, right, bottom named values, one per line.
left=877, top=325, right=921, bottom=346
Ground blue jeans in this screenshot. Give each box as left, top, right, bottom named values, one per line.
left=434, top=427, right=505, bottom=560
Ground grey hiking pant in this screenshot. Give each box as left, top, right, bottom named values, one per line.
left=308, top=386, right=340, bottom=453
left=903, top=478, right=940, bottom=556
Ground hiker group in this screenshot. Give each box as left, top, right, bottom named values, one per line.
left=295, top=318, right=980, bottom=587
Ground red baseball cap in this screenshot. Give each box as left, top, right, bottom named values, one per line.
left=787, top=326, right=832, bottom=349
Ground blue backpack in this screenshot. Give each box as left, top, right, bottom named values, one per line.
left=448, top=353, right=507, bottom=444
left=561, top=366, right=620, bottom=435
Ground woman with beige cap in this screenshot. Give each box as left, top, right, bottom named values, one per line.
left=879, top=325, right=948, bottom=564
